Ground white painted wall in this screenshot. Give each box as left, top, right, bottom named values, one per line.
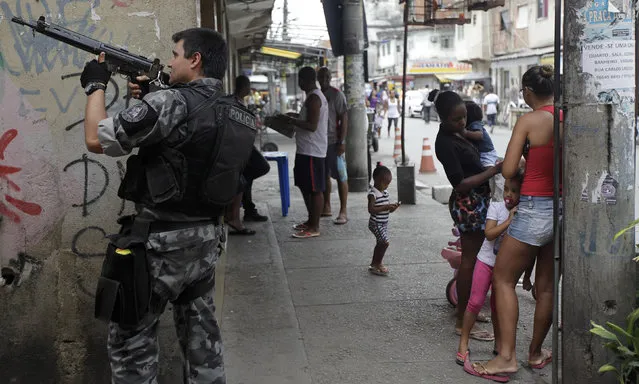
left=527, top=0, right=556, bottom=48
left=455, top=11, right=492, bottom=61
left=409, top=27, right=456, bottom=60
left=377, top=39, right=399, bottom=69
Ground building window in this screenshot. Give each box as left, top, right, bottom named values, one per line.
left=516, top=6, right=529, bottom=28
left=537, top=0, right=548, bottom=18
left=473, top=14, right=477, bottom=25
left=458, top=25, right=465, bottom=39
left=441, top=37, right=451, bottom=49
left=500, top=10, right=511, bottom=31
left=397, top=44, right=401, bottom=53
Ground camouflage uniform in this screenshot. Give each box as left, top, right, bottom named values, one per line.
left=98, top=78, right=226, bottom=384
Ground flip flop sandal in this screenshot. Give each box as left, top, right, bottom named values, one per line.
left=227, top=224, right=256, bottom=236
left=464, top=361, right=510, bottom=383
left=292, top=230, right=320, bottom=239
left=454, top=329, right=495, bottom=342
left=368, top=265, right=389, bottom=276
left=456, top=350, right=470, bottom=366
left=333, top=217, right=348, bottom=225
left=528, top=350, right=552, bottom=369
left=293, top=223, right=308, bottom=230
left=320, top=212, right=332, bottom=217
left=469, top=330, right=495, bottom=341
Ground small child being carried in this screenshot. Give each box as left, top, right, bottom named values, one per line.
left=463, top=101, right=499, bottom=168
left=456, top=172, right=532, bottom=367
left=367, top=165, right=400, bottom=276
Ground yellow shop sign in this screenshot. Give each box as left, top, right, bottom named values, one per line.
left=409, top=61, right=473, bottom=74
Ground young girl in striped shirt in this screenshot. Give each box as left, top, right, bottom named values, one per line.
left=367, top=165, right=401, bottom=276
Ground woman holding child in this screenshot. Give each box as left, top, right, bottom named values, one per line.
left=468, top=65, right=561, bottom=380
left=431, top=89, right=502, bottom=341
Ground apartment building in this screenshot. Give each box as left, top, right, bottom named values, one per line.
left=489, top=0, right=558, bottom=96
left=453, top=10, right=492, bottom=83
left=366, top=0, right=476, bottom=90
left=365, top=0, right=560, bottom=95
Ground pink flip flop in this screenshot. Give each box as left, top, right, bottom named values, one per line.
left=529, top=351, right=552, bottom=369
left=292, top=230, right=320, bottom=239
left=456, top=350, right=469, bottom=366
left=464, top=360, right=510, bottom=383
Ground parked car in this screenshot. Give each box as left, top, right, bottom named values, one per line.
left=405, top=90, right=425, bottom=118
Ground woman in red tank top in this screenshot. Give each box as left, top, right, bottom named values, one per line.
left=468, top=65, right=561, bottom=379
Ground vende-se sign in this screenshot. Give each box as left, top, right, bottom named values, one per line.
left=409, top=61, right=473, bottom=74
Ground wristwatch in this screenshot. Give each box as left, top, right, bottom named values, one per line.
left=84, top=81, right=106, bottom=96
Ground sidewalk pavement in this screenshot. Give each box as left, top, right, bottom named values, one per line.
left=217, top=132, right=555, bottom=384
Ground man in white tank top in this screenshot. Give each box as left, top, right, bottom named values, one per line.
left=279, top=66, right=329, bottom=238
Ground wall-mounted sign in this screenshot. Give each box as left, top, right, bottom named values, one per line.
left=408, top=61, right=472, bottom=74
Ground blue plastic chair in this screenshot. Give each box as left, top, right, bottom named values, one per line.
left=262, top=151, right=290, bottom=217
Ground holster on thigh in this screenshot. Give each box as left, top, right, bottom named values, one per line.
left=94, top=216, right=152, bottom=327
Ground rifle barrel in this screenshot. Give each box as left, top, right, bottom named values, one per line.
left=11, top=16, right=155, bottom=72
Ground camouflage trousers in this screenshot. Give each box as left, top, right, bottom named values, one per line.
left=107, top=223, right=226, bottom=384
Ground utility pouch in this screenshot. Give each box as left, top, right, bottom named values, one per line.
left=118, top=154, right=147, bottom=203
left=145, top=150, right=187, bottom=204
left=94, top=217, right=152, bottom=327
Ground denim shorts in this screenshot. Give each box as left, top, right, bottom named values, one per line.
left=507, top=195, right=555, bottom=247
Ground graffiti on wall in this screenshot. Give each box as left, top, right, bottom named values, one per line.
left=0, top=0, right=167, bottom=284
left=0, top=0, right=117, bottom=76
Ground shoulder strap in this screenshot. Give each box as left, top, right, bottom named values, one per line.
left=178, top=92, right=221, bottom=127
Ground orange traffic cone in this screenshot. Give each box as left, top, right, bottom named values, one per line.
left=419, top=137, right=436, bottom=173
left=393, top=132, right=402, bottom=159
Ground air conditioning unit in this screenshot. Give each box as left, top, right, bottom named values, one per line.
left=430, top=36, right=439, bottom=43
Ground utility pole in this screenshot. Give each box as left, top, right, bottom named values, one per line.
left=280, top=70, right=288, bottom=114
left=342, top=0, right=369, bottom=192
left=396, top=0, right=415, bottom=204
left=562, top=0, right=636, bottom=381
left=282, top=0, right=290, bottom=43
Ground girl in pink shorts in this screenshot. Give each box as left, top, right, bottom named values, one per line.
left=456, top=175, right=526, bottom=366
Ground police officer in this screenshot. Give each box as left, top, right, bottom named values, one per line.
left=80, top=28, right=233, bottom=384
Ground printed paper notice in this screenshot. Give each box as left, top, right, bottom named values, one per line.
left=582, top=40, right=635, bottom=89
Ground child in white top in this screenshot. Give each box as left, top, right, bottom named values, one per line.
left=456, top=174, right=530, bottom=366
left=367, top=165, right=400, bottom=276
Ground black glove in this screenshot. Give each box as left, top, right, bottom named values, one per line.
left=80, top=59, right=111, bottom=88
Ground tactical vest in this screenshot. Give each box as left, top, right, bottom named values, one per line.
left=118, top=85, right=257, bottom=217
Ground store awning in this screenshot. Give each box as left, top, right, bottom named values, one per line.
left=444, top=72, right=491, bottom=81
left=259, top=46, right=302, bottom=60
left=435, top=75, right=451, bottom=83
left=388, top=75, right=415, bottom=81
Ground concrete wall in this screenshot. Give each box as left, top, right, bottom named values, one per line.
left=455, top=11, right=492, bottom=61
left=0, top=0, right=198, bottom=382
left=409, top=27, right=456, bottom=60
left=527, top=0, right=556, bottom=49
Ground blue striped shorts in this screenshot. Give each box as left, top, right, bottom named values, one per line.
left=369, top=220, right=389, bottom=245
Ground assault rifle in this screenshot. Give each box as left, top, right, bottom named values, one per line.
left=11, top=16, right=167, bottom=85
